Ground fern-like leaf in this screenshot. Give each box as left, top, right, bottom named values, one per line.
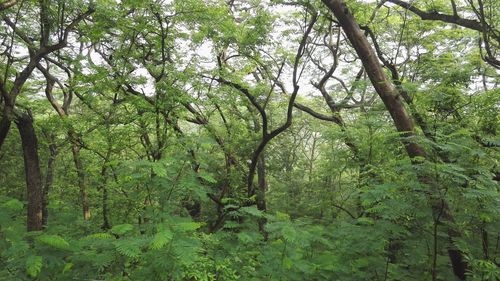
left=25, top=255, right=42, bottom=278
left=174, top=221, right=202, bottom=232
left=114, top=237, right=143, bottom=259
left=82, top=232, right=114, bottom=240
left=37, top=235, right=72, bottom=251
left=150, top=228, right=173, bottom=250
left=110, top=224, right=134, bottom=235
left=2, top=198, right=23, bottom=212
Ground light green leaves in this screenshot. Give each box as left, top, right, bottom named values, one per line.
left=151, top=162, right=168, bottom=177
left=174, top=221, right=202, bottom=232
left=236, top=231, right=260, bottom=244
left=281, top=224, right=298, bottom=243
left=2, top=198, right=23, bottom=212
left=37, top=235, right=72, bottom=251
left=150, top=228, right=174, bottom=250
left=114, top=237, right=144, bottom=259
left=239, top=206, right=265, bottom=218
left=62, top=262, right=73, bottom=274
left=25, top=255, right=43, bottom=278
left=199, top=172, right=217, bottom=184
left=110, top=224, right=134, bottom=235
left=82, top=232, right=114, bottom=240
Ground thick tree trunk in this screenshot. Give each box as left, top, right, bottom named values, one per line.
left=15, top=113, right=43, bottom=231
left=0, top=106, right=13, bottom=150
left=42, top=141, right=57, bottom=226
left=321, top=0, right=467, bottom=279
left=322, top=0, right=424, bottom=158
left=71, top=144, right=90, bottom=220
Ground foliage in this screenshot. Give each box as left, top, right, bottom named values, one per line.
left=0, top=0, right=498, bottom=280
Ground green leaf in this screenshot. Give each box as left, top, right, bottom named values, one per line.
left=37, top=235, right=72, bottom=251
left=114, top=238, right=142, bottom=259
left=240, top=206, right=264, bottom=217
left=151, top=162, right=168, bottom=177
left=174, top=221, right=202, bottom=232
left=150, top=228, right=173, bottom=250
left=357, top=217, right=375, bottom=225
left=282, top=225, right=297, bottom=243
left=199, top=172, right=217, bottom=183
left=62, top=262, right=73, bottom=274
left=275, top=211, right=290, bottom=221
left=283, top=256, right=293, bottom=270
left=82, top=232, right=114, bottom=240
left=237, top=231, right=259, bottom=244
left=110, top=224, right=134, bottom=235
left=25, top=255, right=43, bottom=278
left=2, top=198, right=24, bottom=211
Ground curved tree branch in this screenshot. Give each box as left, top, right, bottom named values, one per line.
left=0, top=0, right=17, bottom=11
left=387, top=0, right=484, bottom=32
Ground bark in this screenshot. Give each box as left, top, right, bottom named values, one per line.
left=100, top=163, right=111, bottom=229
left=361, top=26, right=451, bottom=163
left=321, top=0, right=467, bottom=279
left=0, top=114, right=11, bottom=149
left=0, top=101, right=14, bottom=149
left=42, top=141, right=57, bottom=226
left=0, top=5, right=94, bottom=149
left=308, top=135, right=317, bottom=183
left=0, top=0, right=17, bottom=11
left=386, top=0, right=485, bottom=33
left=37, top=64, right=92, bottom=220
left=72, top=144, right=90, bottom=220
left=322, top=0, right=424, bottom=158
left=213, top=12, right=317, bottom=196
left=102, top=184, right=110, bottom=229
left=15, top=113, right=43, bottom=231
left=294, top=103, right=342, bottom=123
left=385, top=0, right=499, bottom=68
left=97, top=138, right=112, bottom=229
left=256, top=154, right=268, bottom=240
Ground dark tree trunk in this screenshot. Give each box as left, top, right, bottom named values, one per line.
left=101, top=175, right=110, bottom=229
left=321, top=0, right=467, bottom=279
left=42, top=141, right=57, bottom=226
left=100, top=145, right=112, bottom=230
left=71, top=144, right=90, bottom=220
left=0, top=107, right=13, bottom=150
left=322, top=0, right=424, bottom=158
left=15, top=113, right=43, bottom=231
left=256, top=155, right=268, bottom=239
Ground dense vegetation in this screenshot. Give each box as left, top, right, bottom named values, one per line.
left=0, top=0, right=498, bottom=280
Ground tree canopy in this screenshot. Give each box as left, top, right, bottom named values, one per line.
left=0, top=0, right=498, bottom=280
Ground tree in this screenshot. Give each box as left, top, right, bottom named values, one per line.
left=0, top=0, right=498, bottom=279
left=0, top=0, right=93, bottom=230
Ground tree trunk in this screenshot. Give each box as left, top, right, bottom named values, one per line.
left=0, top=106, right=13, bottom=150
left=322, top=0, right=424, bottom=157
left=256, top=155, right=268, bottom=239
left=99, top=144, right=112, bottom=229
left=71, top=144, right=90, bottom=220
left=15, top=113, right=43, bottom=231
left=101, top=170, right=110, bottom=229
left=42, top=141, right=57, bottom=226
left=321, top=0, right=467, bottom=279
left=102, top=184, right=110, bottom=229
